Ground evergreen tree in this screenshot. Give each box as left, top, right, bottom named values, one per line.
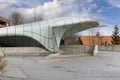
left=111, top=25, right=120, bottom=44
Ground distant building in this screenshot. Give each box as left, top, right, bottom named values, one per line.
left=62, top=36, right=112, bottom=45
left=0, top=16, right=10, bottom=28
left=61, top=36, right=81, bottom=45
left=80, top=36, right=112, bottom=45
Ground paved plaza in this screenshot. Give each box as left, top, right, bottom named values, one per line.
left=1, top=51, right=120, bottom=80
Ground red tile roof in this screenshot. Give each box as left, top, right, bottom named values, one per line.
left=0, top=16, right=10, bottom=27
left=0, top=16, right=9, bottom=23
left=80, top=36, right=112, bottom=45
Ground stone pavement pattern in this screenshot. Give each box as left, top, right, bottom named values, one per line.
left=1, top=51, right=120, bottom=80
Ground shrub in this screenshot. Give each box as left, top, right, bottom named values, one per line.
left=0, top=56, right=6, bottom=73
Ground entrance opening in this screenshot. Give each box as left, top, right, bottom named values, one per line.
left=0, top=36, right=46, bottom=49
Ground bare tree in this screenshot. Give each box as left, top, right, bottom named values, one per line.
left=35, top=15, right=43, bottom=21
left=88, top=28, right=103, bottom=45
left=9, top=11, right=24, bottom=25
left=33, top=13, right=43, bottom=22
left=88, top=28, right=97, bottom=44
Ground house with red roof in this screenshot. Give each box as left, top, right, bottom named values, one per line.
left=80, top=36, right=112, bottom=45
left=0, top=16, right=10, bottom=28
left=62, top=36, right=112, bottom=45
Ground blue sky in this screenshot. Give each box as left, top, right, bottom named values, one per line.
left=0, top=0, right=120, bottom=35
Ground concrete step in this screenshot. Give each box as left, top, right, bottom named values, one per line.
left=45, top=53, right=90, bottom=59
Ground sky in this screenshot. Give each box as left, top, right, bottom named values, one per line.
left=0, top=0, right=120, bottom=36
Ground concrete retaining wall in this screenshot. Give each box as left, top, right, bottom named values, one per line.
left=60, top=45, right=95, bottom=54
left=1, top=45, right=120, bottom=56
left=99, top=45, right=120, bottom=51
left=60, top=45, right=120, bottom=55
left=1, top=47, right=50, bottom=56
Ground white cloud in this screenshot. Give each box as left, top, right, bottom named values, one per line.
left=0, top=0, right=103, bottom=23
left=0, top=0, right=42, bottom=7
left=0, top=0, right=114, bottom=36
left=17, top=0, right=71, bottom=22
left=0, top=3, right=8, bottom=9
left=36, top=0, right=67, bottom=19
left=0, top=0, right=74, bottom=20
left=107, top=0, right=120, bottom=8
left=86, top=0, right=94, bottom=3
left=76, top=26, right=113, bottom=36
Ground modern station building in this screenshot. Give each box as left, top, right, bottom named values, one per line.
left=0, top=17, right=100, bottom=52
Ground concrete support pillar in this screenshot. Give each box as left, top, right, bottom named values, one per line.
left=93, top=45, right=98, bottom=56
